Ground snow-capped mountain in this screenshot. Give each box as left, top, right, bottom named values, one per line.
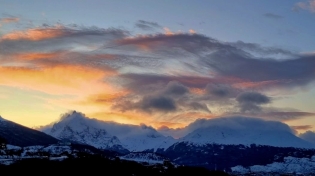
left=0, top=116, right=58, bottom=147
left=43, top=111, right=125, bottom=151
left=174, top=117, right=315, bottom=149
left=41, top=111, right=175, bottom=152
left=119, top=124, right=175, bottom=152
left=179, top=126, right=314, bottom=149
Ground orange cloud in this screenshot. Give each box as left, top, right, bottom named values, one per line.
left=1, top=26, right=67, bottom=41
left=90, top=111, right=152, bottom=125
left=91, top=54, right=118, bottom=60
left=232, top=80, right=287, bottom=89
left=155, top=121, right=184, bottom=129
left=115, top=29, right=188, bottom=51
left=0, top=65, right=116, bottom=95
left=189, top=88, right=205, bottom=95
left=166, top=112, right=217, bottom=125
left=189, top=29, right=196, bottom=34
left=291, top=125, right=313, bottom=131
left=163, top=27, right=174, bottom=35
left=80, top=91, right=130, bottom=106
left=0, top=17, right=19, bottom=23
left=13, top=51, right=64, bottom=61
left=90, top=110, right=188, bottom=129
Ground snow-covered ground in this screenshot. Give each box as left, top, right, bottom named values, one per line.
left=120, top=153, right=168, bottom=164
left=231, top=156, right=315, bottom=175
left=0, top=144, right=89, bottom=165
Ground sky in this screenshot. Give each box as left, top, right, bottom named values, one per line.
left=0, top=0, right=314, bottom=134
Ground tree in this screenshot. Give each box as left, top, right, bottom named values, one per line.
left=0, top=136, right=7, bottom=149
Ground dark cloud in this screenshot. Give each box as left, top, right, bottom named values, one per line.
left=186, top=102, right=210, bottom=113
left=205, top=83, right=237, bottom=98
left=139, top=95, right=176, bottom=112
left=229, top=41, right=293, bottom=56
left=236, top=92, right=271, bottom=113
left=115, top=33, right=315, bottom=89
left=111, top=80, right=210, bottom=115
left=260, top=111, right=315, bottom=121
left=203, top=50, right=315, bottom=87
left=120, top=73, right=234, bottom=91
left=236, top=92, right=271, bottom=104
left=135, top=20, right=161, bottom=30
left=225, top=111, right=315, bottom=122
left=163, top=81, right=189, bottom=96
left=263, top=13, right=284, bottom=19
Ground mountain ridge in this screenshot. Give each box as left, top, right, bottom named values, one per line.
left=0, top=117, right=58, bottom=147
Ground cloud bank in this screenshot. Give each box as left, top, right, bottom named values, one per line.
left=1, top=19, right=314, bottom=128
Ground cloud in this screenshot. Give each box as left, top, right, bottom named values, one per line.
left=205, top=83, right=238, bottom=98
left=162, top=81, right=189, bottom=97
left=1, top=24, right=128, bottom=41
left=114, top=33, right=314, bottom=90
left=236, top=92, right=271, bottom=104
left=236, top=92, right=271, bottom=113
left=139, top=95, right=177, bottom=112
left=0, top=65, right=116, bottom=95
left=114, top=33, right=222, bottom=56
left=158, top=116, right=295, bottom=138
left=291, top=125, right=313, bottom=131
left=112, top=95, right=177, bottom=114
left=299, top=131, right=315, bottom=145
left=135, top=20, right=162, bottom=31
left=1, top=21, right=314, bottom=128
left=263, top=13, right=284, bottom=19
left=120, top=73, right=238, bottom=91
left=224, top=111, right=315, bottom=122
left=293, top=0, right=315, bottom=13
left=186, top=102, right=210, bottom=113
left=228, top=41, right=292, bottom=56
left=203, top=50, right=315, bottom=88
left=260, top=111, right=315, bottom=121
left=0, top=17, right=19, bottom=23
left=291, top=125, right=313, bottom=134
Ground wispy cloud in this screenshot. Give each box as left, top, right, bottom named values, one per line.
left=293, top=0, right=315, bottom=13
left=135, top=20, right=162, bottom=31
left=263, top=13, right=284, bottom=19
left=0, top=17, right=19, bottom=23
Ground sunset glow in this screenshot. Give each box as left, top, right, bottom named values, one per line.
left=0, top=1, right=314, bottom=136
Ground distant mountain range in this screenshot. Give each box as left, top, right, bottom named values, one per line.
left=38, top=111, right=315, bottom=151
left=40, top=111, right=175, bottom=153
left=1, top=112, right=315, bottom=174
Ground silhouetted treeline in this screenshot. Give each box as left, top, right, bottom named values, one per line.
left=0, top=154, right=229, bottom=176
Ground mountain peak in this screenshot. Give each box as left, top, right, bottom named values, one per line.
left=59, top=110, right=87, bottom=122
